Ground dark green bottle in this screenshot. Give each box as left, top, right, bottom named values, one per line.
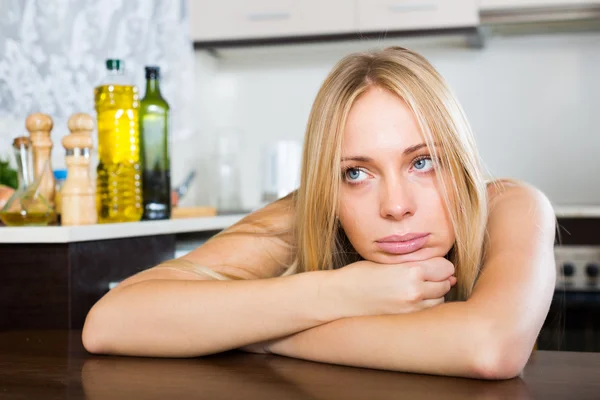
left=140, top=66, right=171, bottom=220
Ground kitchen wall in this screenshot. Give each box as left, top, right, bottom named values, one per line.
left=185, top=29, right=600, bottom=210
left=0, top=0, right=195, bottom=185
left=2, top=19, right=598, bottom=211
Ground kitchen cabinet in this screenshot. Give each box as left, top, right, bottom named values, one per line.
left=479, top=0, right=600, bottom=11
left=0, top=215, right=244, bottom=329
left=190, top=0, right=479, bottom=45
left=189, top=0, right=355, bottom=42
left=190, top=0, right=598, bottom=46
left=357, top=0, right=479, bottom=32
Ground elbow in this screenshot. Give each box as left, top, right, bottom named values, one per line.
left=82, top=302, right=112, bottom=355
left=472, top=345, right=526, bottom=380
left=82, top=281, right=140, bottom=355
left=470, top=329, right=531, bottom=380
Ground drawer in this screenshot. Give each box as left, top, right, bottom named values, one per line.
left=190, top=0, right=355, bottom=42
left=357, top=0, right=479, bottom=32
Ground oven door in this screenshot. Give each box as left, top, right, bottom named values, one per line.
left=537, top=220, right=600, bottom=351
left=539, top=291, right=600, bottom=352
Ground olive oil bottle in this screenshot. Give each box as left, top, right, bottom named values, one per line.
left=94, top=59, right=143, bottom=223
left=140, top=66, right=171, bottom=220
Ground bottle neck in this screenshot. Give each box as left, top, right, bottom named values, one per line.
left=101, top=68, right=130, bottom=86
left=107, top=68, right=125, bottom=76
left=13, top=145, right=32, bottom=188
left=145, top=78, right=162, bottom=97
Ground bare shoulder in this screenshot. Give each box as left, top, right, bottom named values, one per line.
left=113, top=194, right=297, bottom=291
left=487, top=179, right=553, bottom=212
left=485, top=179, right=556, bottom=244
left=223, top=191, right=296, bottom=236
left=180, top=192, right=297, bottom=279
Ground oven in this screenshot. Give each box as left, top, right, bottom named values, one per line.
left=538, top=217, right=600, bottom=352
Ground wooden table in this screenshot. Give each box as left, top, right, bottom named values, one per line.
left=1, top=330, right=599, bottom=399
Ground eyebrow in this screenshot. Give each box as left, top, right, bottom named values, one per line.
left=340, top=143, right=431, bottom=163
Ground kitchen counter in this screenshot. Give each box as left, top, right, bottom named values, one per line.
left=553, top=205, right=600, bottom=218
left=0, top=214, right=247, bottom=243
left=0, top=214, right=247, bottom=331
left=0, top=205, right=598, bottom=244
left=1, top=329, right=599, bottom=399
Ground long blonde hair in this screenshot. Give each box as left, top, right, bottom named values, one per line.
left=287, top=46, right=488, bottom=301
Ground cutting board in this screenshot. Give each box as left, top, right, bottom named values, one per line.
left=171, top=206, right=217, bottom=219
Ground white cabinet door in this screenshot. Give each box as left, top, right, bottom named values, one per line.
left=480, top=0, right=600, bottom=11
left=190, top=0, right=355, bottom=42
left=357, top=0, right=479, bottom=32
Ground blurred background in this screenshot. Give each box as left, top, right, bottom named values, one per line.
left=1, top=0, right=600, bottom=351
left=1, top=0, right=599, bottom=210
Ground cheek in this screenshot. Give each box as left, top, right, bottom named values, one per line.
left=429, top=184, right=455, bottom=246
left=338, top=199, right=359, bottom=237
left=338, top=194, right=373, bottom=245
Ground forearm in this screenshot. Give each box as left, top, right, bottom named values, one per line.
left=266, top=301, right=522, bottom=380
left=82, top=271, right=340, bottom=357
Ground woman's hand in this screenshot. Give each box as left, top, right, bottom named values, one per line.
left=331, top=257, right=456, bottom=318
left=239, top=257, right=455, bottom=355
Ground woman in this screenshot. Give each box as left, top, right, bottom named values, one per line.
left=82, top=47, right=556, bottom=380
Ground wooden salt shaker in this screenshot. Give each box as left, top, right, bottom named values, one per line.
left=26, top=113, right=56, bottom=205
left=60, top=113, right=97, bottom=226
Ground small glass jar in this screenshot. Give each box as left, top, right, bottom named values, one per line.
left=0, top=137, right=56, bottom=226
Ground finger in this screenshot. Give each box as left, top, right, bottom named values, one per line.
left=419, top=259, right=455, bottom=282
left=449, top=276, right=457, bottom=286
left=418, top=297, right=445, bottom=310
left=421, top=280, right=452, bottom=299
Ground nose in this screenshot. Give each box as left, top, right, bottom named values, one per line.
left=379, top=179, right=416, bottom=220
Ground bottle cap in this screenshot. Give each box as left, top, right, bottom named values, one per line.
left=13, top=136, right=31, bottom=149
left=53, top=169, right=67, bottom=180
left=145, top=66, right=160, bottom=79
left=106, top=59, right=124, bottom=71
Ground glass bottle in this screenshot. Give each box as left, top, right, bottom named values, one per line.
left=94, top=59, right=143, bottom=223
left=213, top=128, right=243, bottom=213
left=139, top=66, right=171, bottom=220
left=0, top=137, right=56, bottom=226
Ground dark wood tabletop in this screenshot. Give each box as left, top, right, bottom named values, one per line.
left=0, top=330, right=599, bottom=399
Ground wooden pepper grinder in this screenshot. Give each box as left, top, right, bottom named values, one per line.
left=26, top=113, right=56, bottom=206
left=60, top=113, right=97, bottom=226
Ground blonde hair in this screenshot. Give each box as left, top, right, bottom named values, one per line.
left=286, top=46, right=488, bottom=301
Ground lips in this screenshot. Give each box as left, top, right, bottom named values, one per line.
left=375, top=233, right=430, bottom=255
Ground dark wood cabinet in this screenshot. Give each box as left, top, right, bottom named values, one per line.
left=0, top=235, right=175, bottom=330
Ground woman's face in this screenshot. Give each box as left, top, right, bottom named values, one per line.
left=338, top=86, right=455, bottom=264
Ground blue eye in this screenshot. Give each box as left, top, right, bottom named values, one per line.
left=413, top=157, right=434, bottom=171
left=345, top=168, right=368, bottom=183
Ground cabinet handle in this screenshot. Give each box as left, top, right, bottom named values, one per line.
left=387, top=3, right=438, bottom=13
left=246, top=12, right=291, bottom=22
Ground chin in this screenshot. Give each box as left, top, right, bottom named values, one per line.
left=366, top=247, right=444, bottom=264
